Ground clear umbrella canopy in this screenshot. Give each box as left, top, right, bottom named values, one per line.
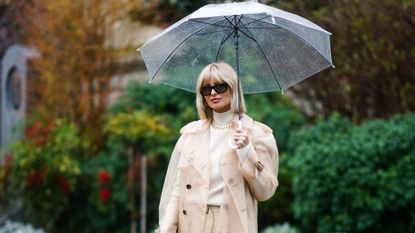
left=139, top=0, right=333, bottom=94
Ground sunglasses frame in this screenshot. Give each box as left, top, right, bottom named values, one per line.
left=200, top=83, right=229, bottom=96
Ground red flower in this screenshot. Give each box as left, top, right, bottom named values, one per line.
left=24, top=120, right=55, bottom=147
left=99, top=188, right=111, bottom=203
left=98, top=170, right=111, bottom=185
left=25, top=121, right=42, bottom=138
left=25, top=170, right=45, bottom=188
left=57, top=176, right=71, bottom=194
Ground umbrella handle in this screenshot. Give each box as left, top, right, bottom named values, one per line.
left=228, top=120, right=242, bottom=149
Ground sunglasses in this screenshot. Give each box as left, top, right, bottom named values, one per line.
left=200, top=83, right=229, bottom=96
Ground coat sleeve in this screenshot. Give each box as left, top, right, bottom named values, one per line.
left=157, top=135, right=185, bottom=233
left=237, top=123, right=279, bottom=201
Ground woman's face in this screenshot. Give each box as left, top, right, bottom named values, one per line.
left=203, top=78, right=232, bottom=113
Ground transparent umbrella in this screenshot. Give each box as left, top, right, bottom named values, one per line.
left=138, top=0, right=333, bottom=116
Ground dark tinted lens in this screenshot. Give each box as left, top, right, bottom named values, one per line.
left=214, top=83, right=228, bottom=93
left=200, top=86, right=213, bottom=96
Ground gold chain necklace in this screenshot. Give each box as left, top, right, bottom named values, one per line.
left=211, top=122, right=232, bottom=130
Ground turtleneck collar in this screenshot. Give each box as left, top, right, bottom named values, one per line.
left=212, top=109, right=235, bottom=126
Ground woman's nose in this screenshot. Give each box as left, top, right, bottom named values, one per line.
left=210, top=88, right=218, bottom=95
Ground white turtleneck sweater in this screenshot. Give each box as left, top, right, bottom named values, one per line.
left=207, top=110, right=251, bottom=205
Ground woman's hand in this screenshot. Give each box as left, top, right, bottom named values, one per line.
left=234, top=128, right=249, bottom=149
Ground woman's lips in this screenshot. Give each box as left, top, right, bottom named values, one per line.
left=210, top=98, right=221, bottom=104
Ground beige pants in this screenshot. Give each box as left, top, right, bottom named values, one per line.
left=202, top=205, right=221, bottom=233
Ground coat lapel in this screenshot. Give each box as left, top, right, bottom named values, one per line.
left=182, top=122, right=211, bottom=184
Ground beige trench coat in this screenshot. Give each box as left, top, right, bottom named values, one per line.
left=158, top=114, right=279, bottom=233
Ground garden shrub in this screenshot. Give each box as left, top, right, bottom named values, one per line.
left=61, top=148, right=131, bottom=233
left=4, top=119, right=82, bottom=231
left=245, top=93, right=307, bottom=152
left=289, top=113, right=415, bottom=233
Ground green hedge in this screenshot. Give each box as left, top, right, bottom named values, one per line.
left=289, top=113, right=415, bottom=233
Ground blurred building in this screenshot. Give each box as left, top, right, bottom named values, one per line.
left=107, top=18, right=161, bottom=104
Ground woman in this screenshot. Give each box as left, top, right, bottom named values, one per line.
left=157, top=62, right=279, bottom=233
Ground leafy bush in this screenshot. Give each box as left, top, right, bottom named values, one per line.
left=54, top=109, right=171, bottom=233
left=245, top=93, right=307, bottom=152
left=104, top=110, right=170, bottom=153
left=289, top=113, right=415, bottom=233
left=2, top=118, right=131, bottom=233
left=102, top=109, right=172, bottom=232
left=110, top=81, right=196, bottom=132
left=110, top=81, right=196, bottom=158
left=4, top=119, right=82, bottom=230
left=60, top=149, right=131, bottom=233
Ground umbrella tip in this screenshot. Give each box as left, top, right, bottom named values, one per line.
left=281, top=90, right=285, bottom=95
left=149, top=80, right=152, bottom=84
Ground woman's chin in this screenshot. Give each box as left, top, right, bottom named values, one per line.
left=212, top=105, right=230, bottom=113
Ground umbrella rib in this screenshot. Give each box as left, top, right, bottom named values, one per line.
left=188, top=19, right=232, bottom=29
left=236, top=15, right=244, bottom=27
left=150, top=19, right=226, bottom=82
left=215, top=28, right=235, bottom=61
left=224, top=15, right=242, bottom=28
left=224, top=16, right=233, bottom=27
left=239, top=22, right=283, bottom=91
left=236, top=27, right=256, bottom=42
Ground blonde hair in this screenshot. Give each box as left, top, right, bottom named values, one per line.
left=196, top=62, right=246, bottom=120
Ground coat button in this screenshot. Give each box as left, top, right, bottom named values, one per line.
left=182, top=209, right=187, bottom=215
left=186, top=184, right=192, bottom=189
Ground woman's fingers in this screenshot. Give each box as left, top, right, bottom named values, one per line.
left=234, top=129, right=249, bottom=148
